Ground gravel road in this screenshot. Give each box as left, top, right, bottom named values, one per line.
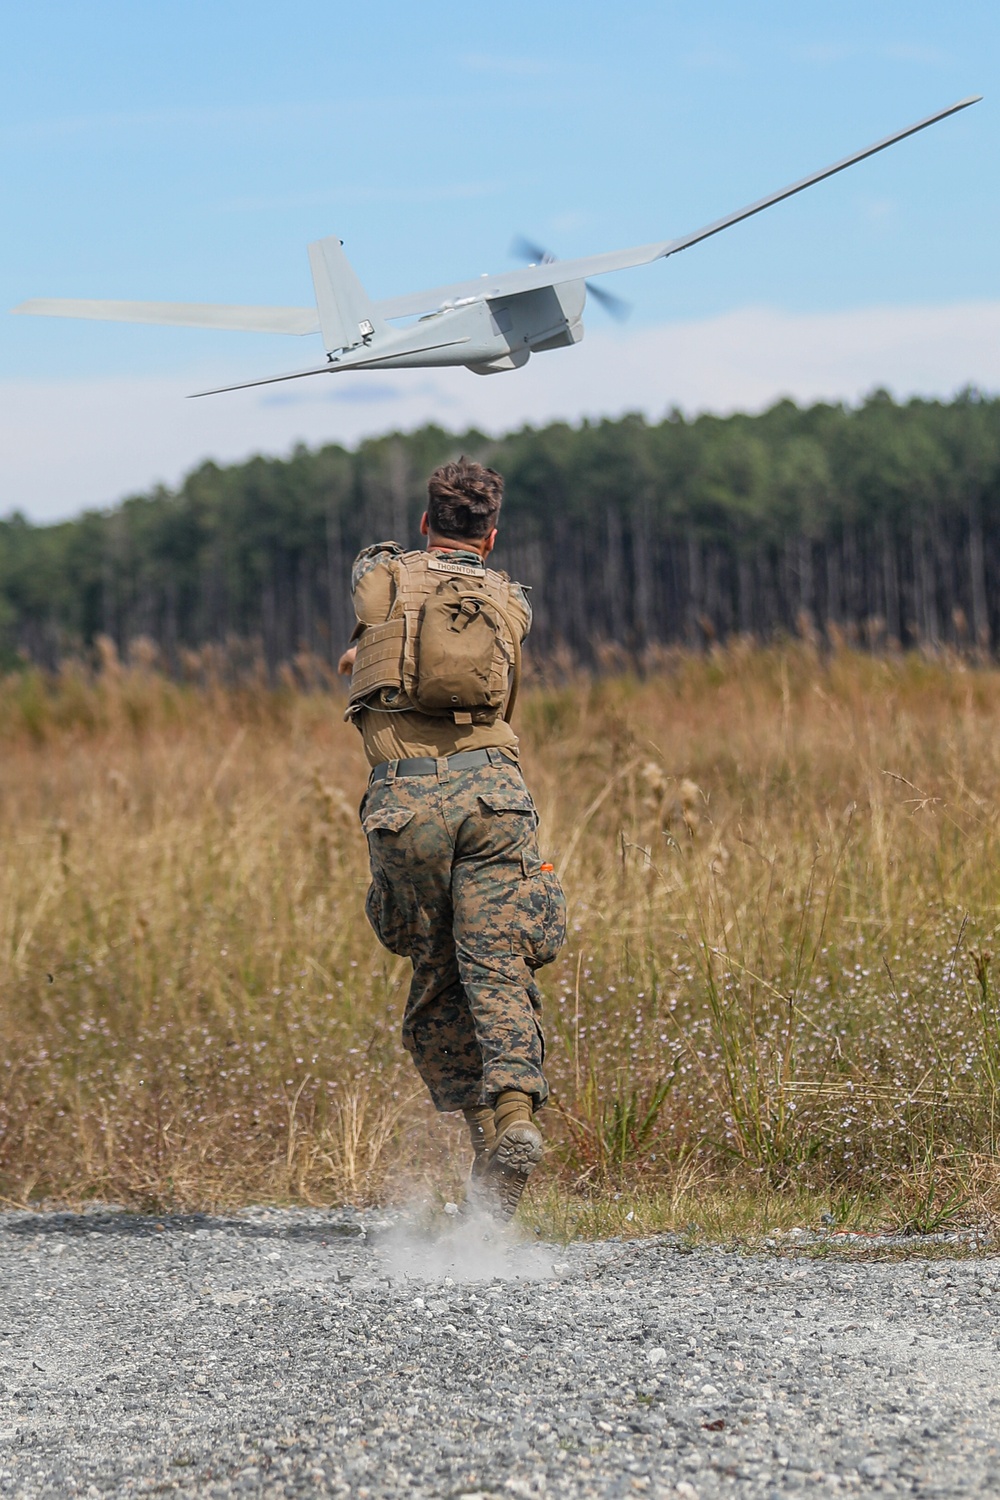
left=1, top=1207, right=999, bottom=1499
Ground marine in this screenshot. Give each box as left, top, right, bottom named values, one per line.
left=339, top=457, right=566, bottom=1220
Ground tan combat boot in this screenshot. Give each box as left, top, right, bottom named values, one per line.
left=464, top=1105, right=496, bottom=1180
left=462, top=1105, right=497, bottom=1216
left=477, top=1090, right=543, bottom=1223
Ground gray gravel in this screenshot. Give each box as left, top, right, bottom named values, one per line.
left=2, top=1207, right=1000, bottom=1499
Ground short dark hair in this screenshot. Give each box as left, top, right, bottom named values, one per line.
left=427, top=456, right=503, bottom=540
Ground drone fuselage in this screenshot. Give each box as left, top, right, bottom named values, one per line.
left=329, top=280, right=586, bottom=376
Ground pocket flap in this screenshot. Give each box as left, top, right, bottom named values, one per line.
left=477, top=788, right=535, bottom=815
left=362, top=807, right=416, bottom=835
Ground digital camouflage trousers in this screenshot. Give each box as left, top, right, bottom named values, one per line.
left=360, top=757, right=567, bottom=1113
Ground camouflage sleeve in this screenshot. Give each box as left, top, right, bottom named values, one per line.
left=350, top=541, right=404, bottom=592
left=351, top=542, right=403, bottom=629
left=509, top=580, right=533, bottom=640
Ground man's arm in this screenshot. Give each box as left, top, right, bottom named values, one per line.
left=351, top=541, right=404, bottom=598
left=507, top=580, right=532, bottom=640
left=340, top=541, right=404, bottom=672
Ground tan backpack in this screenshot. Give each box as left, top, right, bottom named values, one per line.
left=348, top=551, right=522, bottom=725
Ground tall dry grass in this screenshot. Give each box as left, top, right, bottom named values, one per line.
left=4, top=641, right=1000, bottom=1231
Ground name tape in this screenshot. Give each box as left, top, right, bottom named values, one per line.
left=426, top=557, right=487, bottom=577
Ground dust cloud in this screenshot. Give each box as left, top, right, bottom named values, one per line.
left=368, top=1204, right=561, bottom=1284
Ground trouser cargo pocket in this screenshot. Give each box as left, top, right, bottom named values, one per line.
left=516, top=852, right=567, bottom=970
left=364, top=874, right=414, bottom=957
left=362, top=803, right=419, bottom=957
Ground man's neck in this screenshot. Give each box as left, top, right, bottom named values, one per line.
left=427, top=534, right=487, bottom=558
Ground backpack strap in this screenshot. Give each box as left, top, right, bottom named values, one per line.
left=481, top=592, right=523, bottom=723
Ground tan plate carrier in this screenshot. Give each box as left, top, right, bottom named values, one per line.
left=348, top=551, right=523, bottom=725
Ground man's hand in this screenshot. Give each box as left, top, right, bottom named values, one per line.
left=338, top=646, right=357, bottom=676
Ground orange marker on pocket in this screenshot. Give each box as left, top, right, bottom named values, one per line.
left=540, top=863, right=554, bottom=872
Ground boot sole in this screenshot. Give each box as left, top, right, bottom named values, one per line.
left=481, top=1123, right=543, bottom=1222
left=493, top=1123, right=544, bottom=1174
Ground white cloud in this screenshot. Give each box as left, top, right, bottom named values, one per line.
left=4, top=299, right=1000, bottom=523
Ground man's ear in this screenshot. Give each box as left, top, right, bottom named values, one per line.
left=419, top=511, right=430, bottom=537
left=483, top=527, right=498, bottom=557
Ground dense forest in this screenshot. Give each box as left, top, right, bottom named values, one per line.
left=3, top=389, right=1000, bottom=671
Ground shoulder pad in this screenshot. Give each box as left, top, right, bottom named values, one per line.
left=352, top=541, right=405, bottom=591
left=356, top=541, right=404, bottom=562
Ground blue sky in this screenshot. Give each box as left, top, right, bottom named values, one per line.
left=2, top=1, right=996, bottom=519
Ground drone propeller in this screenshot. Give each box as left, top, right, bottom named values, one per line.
left=510, top=234, right=631, bottom=321
left=584, top=281, right=631, bottom=322
left=510, top=234, right=557, bottom=266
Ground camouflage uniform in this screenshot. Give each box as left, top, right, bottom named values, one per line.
left=351, top=544, right=566, bottom=1113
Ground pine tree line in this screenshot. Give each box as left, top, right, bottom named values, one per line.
left=3, top=390, right=1000, bottom=670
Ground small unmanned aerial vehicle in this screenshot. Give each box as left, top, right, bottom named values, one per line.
left=12, top=96, right=980, bottom=395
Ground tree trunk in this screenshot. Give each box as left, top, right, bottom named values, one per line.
left=969, top=496, right=989, bottom=649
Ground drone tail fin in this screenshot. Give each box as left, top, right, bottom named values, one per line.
left=308, top=236, right=387, bottom=354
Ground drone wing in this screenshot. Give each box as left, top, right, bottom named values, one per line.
left=11, top=299, right=319, bottom=335
left=376, top=94, right=981, bottom=319
left=11, top=94, right=978, bottom=394
left=647, top=93, right=982, bottom=264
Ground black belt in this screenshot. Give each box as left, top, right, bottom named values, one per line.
left=369, top=747, right=517, bottom=783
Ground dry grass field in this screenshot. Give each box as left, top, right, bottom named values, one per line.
left=4, top=641, right=1000, bottom=1239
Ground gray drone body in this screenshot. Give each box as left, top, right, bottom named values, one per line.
left=12, top=97, right=980, bottom=398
